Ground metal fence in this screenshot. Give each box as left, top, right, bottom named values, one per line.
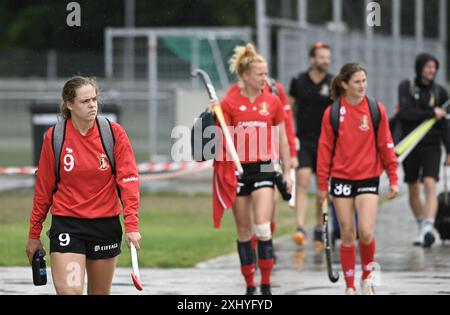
left=277, top=26, right=447, bottom=114
left=105, top=27, right=252, bottom=157
left=0, top=79, right=176, bottom=166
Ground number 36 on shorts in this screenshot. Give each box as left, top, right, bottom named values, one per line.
left=333, top=183, right=352, bottom=196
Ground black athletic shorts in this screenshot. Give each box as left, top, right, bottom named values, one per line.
left=48, top=215, right=122, bottom=259
left=402, top=145, right=441, bottom=183
left=298, top=143, right=318, bottom=173
left=237, top=161, right=275, bottom=196
left=330, top=177, right=380, bottom=198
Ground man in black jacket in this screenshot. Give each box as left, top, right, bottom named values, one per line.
left=289, top=41, right=333, bottom=250
left=398, top=53, right=450, bottom=247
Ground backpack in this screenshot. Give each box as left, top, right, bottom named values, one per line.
left=390, top=79, right=442, bottom=144
left=191, top=111, right=216, bottom=161
left=330, top=96, right=381, bottom=157
left=52, top=116, right=116, bottom=184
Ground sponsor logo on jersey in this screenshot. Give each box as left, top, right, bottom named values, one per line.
left=237, top=121, right=268, bottom=128
left=239, top=105, right=247, bottom=111
left=98, top=153, right=110, bottom=171
left=123, top=176, right=138, bottom=183
left=359, top=115, right=370, bottom=131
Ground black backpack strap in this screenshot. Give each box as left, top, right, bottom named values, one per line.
left=52, top=119, right=67, bottom=184
left=328, top=98, right=341, bottom=179
left=96, top=116, right=116, bottom=175
left=330, top=98, right=341, bottom=137
left=366, top=96, right=380, bottom=137
left=267, top=77, right=280, bottom=96
left=366, top=96, right=381, bottom=158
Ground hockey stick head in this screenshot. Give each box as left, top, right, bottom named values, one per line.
left=191, top=68, right=219, bottom=101
left=130, top=243, right=143, bottom=291
left=328, top=271, right=340, bottom=283
left=131, top=273, right=144, bottom=291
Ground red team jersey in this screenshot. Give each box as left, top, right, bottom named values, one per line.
left=227, top=83, right=297, bottom=157
left=212, top=88, right=286, bottom=227
left=29, top=119, right=140, bottom=239
left=317, top=96, right=398, bottom=191
left=220, top=89, right=287, bottom=163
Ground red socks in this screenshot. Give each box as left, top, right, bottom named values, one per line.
left=258, top=259, right=274, bottom=286
left=340, top=240, right=376, bottom=288
left=360, top=240, right=375, bottom=280
left=340, top=244, right=356, bottom=289
left=240, top=265, right=256, bottom=288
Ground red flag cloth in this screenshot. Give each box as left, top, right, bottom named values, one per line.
left=212, top=160, right=237, bottom=228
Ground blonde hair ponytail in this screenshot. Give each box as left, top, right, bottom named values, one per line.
left=228, top=43, right=266, bottom=78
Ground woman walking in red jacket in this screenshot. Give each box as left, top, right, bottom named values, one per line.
left=26, top=76, right=141, bottom=295
left=317, top=63, right=399, bottom=295
left=209, top=44, right=292, bottom=295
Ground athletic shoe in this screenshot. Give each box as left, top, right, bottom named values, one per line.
left=313, top=226, right=325, bottom=252
left=361, top=274, right=375, bottom=295
left=246, top=286, right=256, bottom=295
left=260, top=284, right=272, bottom=295
left=345, top=287, right=357, bottom=295
left=423, top=231, right=435, bottom=248
left=422, top=220, right=435, bottom=248
left=292, top=227, right=307, bottom=246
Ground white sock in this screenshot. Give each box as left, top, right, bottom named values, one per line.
left=422, top=219, right=434, bottom=234
left=416, top=216, right=424, bottom=229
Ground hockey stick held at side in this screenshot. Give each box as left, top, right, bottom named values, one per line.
left=191, top=69, right=244, bottom=176
left=322, top=199, right=339, bottom=283
left=130, top=243, right=143, bottom=291
left=395, top=98, right=450, bottom=163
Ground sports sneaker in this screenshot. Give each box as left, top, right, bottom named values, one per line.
left=361, top=274, right=375, bottom=295
left=260, top=284, right=272, bottom=295
left=345, top=287, right=357, bottom=295
left=246, top=286, right=256, bottom=295
left=423, top=231, right=435, bottom=248
left=422, top=220, right=435, bottom=248
left=292, top=227, right=307, bottom=246
left=313, top=226, right=325, bottom=252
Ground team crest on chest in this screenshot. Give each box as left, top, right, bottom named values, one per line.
left=259, top=102, right=269, bottom=116
left=429, top=95, right=436, bottom=107
left=98, top=153, right=110, bottom=171
left=359, top=115, right=370, bottom=131
left=320, top=84, right=330, bottom=96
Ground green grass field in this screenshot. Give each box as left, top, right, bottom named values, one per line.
left=0, top=191, right=317, bottom=268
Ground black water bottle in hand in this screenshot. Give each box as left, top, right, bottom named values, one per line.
left=32, top=251, right=47, bottom=286
left=274, top=172, right=292, bottom=201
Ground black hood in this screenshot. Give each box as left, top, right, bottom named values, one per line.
left=415, top=53, right=439, bottom=81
